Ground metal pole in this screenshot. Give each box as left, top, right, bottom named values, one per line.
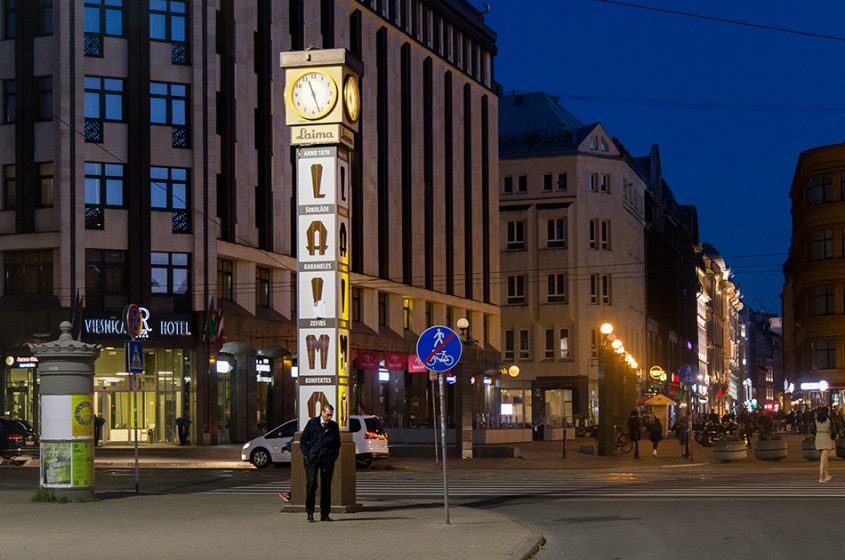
left=562, top=428, right=567, bottom=458
left=438, top=370, right=450, bottom=524
left=132, top=373, right=140, bottom=494
left=431, top=375, right=439, bottom=464
left=687, top=390, right=693, bottom=461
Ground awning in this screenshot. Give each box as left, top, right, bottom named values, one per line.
left=643, top=394, right=676, bottom=406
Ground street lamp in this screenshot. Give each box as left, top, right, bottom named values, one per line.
left=596, top=323, right=642, bottom=456
left=455, top=317, right=476, bottom=459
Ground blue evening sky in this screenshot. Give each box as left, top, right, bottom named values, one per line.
left=482, top=0, right=845, bottom=314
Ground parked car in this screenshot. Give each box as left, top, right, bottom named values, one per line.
left=0, top=418, right=39, bottom=465
left=241, top=414, right=389, bottom=469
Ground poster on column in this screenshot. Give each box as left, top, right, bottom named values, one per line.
left=71, top=394, right=95, bottom=438
left=298, top=214, right=337, bottom=263
left=335, top=215, right=350, bottom=267
left=297, top=271, right=337, bottom=324
left=336, top=327, right=350, bottom=378
left=297, top=148, right=337, bottom=206
left=298, top=328, right=337, bottom=376
left=71, top=440, right=94, bottom=487
left=298, top=385, right=336, bottom=428
left=41, top=442, right=72, bottom=488
left=335, top=153, right=350, bottom=212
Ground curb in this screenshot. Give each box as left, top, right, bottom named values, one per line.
left=517, top=535, right=546, bottom=560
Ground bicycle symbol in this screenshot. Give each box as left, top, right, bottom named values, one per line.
left=425, top=351, right=455, bottom=368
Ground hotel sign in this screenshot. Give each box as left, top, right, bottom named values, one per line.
left=82, top=309, right=196, bottom=342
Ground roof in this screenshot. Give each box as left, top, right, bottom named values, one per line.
left=499, top=92, right=584, bottom=136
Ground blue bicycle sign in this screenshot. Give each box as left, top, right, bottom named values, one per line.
left=416, top=326, right=462, bottom=372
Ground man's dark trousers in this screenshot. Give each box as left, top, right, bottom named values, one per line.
left=305, top=461, right=334, bottom=517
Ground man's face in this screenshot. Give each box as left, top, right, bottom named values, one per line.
left=321, top=407, right=334, bottom=423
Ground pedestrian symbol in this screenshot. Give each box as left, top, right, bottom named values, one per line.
left=126, top=340, right=144, bottom=374
left=416, top=326, right=462, bottom=372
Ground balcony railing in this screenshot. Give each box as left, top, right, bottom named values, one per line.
left=172, top=209, right=190, bottom=233
left=84, top=119, right=103, bottom=143
left=85, top=205, right=104, bottom=230
left=84, top=33, right=103, bottom=57
left=172, top=125, right=190, bottom=148
left=171, top=41, right=190, bottom=65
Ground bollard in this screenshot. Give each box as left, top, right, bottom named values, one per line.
left=562, top=428, right=567, bottom=458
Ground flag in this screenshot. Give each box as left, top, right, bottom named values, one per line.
left=206, top=296, right=218, bottom=344
left=214, top=299, right=225, bottom=354
left=71, top=289, right=84, bottom=341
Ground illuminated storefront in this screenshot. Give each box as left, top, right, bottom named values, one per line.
left=1, top=355, right=39, bottom=427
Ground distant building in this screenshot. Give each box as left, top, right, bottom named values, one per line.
left=742, top=307, right=784, bottom=411
left=0, top=1, right=499, bottom=444
left=783, top=143, right=845, bottom=407
left=497, top=92, right=646, bottom=433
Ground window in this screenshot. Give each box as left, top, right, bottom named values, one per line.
left=811, top=339, right=836, bottom=370
left=217, top=258, right=233, bottom=300
left=543, top=174, right=552, bottom=192
left=588, top=173, right=597, bottom=192
left=3, top=80, right=14, bottom=123
left=85, top=249, right=127, bottom=311
left=808, top=229, right=833, bottom=260
left=34, top=76, right=53, bottom=121
left=256, top=266, right=271, bottom=308
left=150, top=166, right=190, bottom=233
left=378, top=292, right=387, bottom=326
left=504, top=329, right=514, bottom=360
left=547, top=273, right=567, bottom=303
left=557, top=173, right=567, bottom=191
left=425, top=302, right=432, bottom=328
left=517, top=175, right=527, bottom=193
left=600, top=219, right=610, bottom=250
left=559, top=328, right=570, bottom=359
left=403, top=297, right=411, bottom=331
left=519, top=329, right=530, bottom=360
left=589, top=219, right=597, bottom=249
left=589, top=219, right=610, bottom=250
left=590, top=273, right=611, bottom=304
left=351, top=287, right=361, bottom=322
left=150, top=0, right=190, bottom=64
left=152, top=252, right=190, bottom=296
left=599, top=138, right=608, bottom=152
left=150, top=82, right=187, bottom=125
left=2, top=164, right=14, bottom=210
left=766, top=387, right=774, bottom=401
left=502, top=176, right=513, bottom=195
left=84, top=76, right=124, bottom=121
left=38, top=162, right=53, bottom=207
left=4, top=250, right=53, bottom=295
left=809, top=284, right=834, bottom=316
left=545, top=329, right=554, bottom=359
left=507, top=275, right=525, bottom=305
left=765, top=369, right=774, bottom=383
left=589, top=137, right=597, bottom=150
left=599, top=174, right=610, bottom=193
left=547, top=218, right=566, bottom=248
left=84, top=0, right=123, bottom=35
left=806, top=174, right=833, bottom=205
left=591, top=328, right=597, bottom=358
left=84, top=162, right=124, bottom=229
left=506, top=220, right=525, bottom=250
left=37, top=0, right=52, bottom=35
left=3, top=0, right=14, bottom=39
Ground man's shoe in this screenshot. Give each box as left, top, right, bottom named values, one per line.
left=321, top=515, right=334, bottom=522
left=307, top=514, right=315, bottom=522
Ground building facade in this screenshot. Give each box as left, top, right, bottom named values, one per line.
left=742, top=307, right=784, bottom=411
left=497, top=93, right=646, bottom=435
left=783, top=143, right=845, bottom=407
left=0, top=0, right=499, bottom=445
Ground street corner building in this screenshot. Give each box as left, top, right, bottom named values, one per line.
left=0, top=1, right=501, bottom=447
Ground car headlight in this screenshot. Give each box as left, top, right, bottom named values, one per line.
left=242, top=443, right=250, bottom=449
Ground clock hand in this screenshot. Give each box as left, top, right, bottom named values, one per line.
left=307, top=82, right=320, bottom=111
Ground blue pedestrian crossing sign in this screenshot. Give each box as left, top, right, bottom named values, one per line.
left=126, top=340, right=144, bottom=374
left=416, top=326, right=462, bottom=372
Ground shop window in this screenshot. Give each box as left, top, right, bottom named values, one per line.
left=85, top=249, right=127, bottom=311
left=217, top=258, right=233, bottom=301
left=504, top=329, right=514, bottom=360
left=256, top=266, right=271, bottom=308
left=4, top=249, right=53, bottom=295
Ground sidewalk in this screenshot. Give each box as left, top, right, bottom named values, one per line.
left=0, top=489, right=543, bottom=560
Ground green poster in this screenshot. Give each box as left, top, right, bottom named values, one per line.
left=42, top=442, right=72, bottom=488
left=71, top=440, right=94, bottom=487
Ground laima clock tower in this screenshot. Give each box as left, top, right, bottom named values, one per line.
left=281, top=48, right=362, bottom=512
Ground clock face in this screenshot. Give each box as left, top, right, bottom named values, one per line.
left=290, top=71, right=338, bottom=120
left=343, top=76, right=360, bottom=123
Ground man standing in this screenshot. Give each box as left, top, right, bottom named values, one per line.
left=300, top=404, right=341, bottom=522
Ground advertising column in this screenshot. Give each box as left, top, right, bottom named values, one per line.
left=29, top=322, right=101, bottom=501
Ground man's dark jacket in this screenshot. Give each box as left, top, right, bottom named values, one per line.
left=300, top=416, right=341, bottom=467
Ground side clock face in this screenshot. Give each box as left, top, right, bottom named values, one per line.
left=343, top=75, right=360, bottom=122
left=290, top=71, right=338, bottom=120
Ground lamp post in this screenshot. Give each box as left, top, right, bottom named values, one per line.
left=597, top=323, right=615, bottom=456
left=597, top=323, right=641, bottom=457
left=455, top=317, right=475, bottom=459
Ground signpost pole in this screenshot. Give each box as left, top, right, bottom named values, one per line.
left=132, top=373, right=139, bottom=493
left=431, top=374, right=439, bottom=464
left=439, top=370, right=450, bottom=524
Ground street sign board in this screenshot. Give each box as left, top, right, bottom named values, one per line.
left=416, top=326, right=462, bottom=372
left=124, top=304, right=143, bottom=340
left=126, top=340, right=144, bottom=374
left=648, top=366, right=664, bottom=381
left=678, top=364, right=699, bottom=386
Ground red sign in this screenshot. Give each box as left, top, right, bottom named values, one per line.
left=384, top=352, right=407, bottom=371
left=407, top=354, right=426, bottom=373
left=356, top=351, right=380, bottom=371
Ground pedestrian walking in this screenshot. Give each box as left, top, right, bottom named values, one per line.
left=648, top=416, right=662, bottom=457
left=627, top=410, right=641, bottom=459
left=813, top=407, right=836, bottom=483
left=300, top=404, right=341, bottom=522
left=674, top=414, right=690, bottom=458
